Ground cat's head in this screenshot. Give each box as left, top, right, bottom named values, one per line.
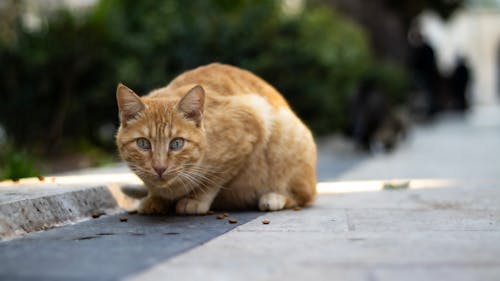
left=115, top=83, right=207, bottom=191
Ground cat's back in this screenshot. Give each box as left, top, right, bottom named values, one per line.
left=164, top=63, right=289, bottom=109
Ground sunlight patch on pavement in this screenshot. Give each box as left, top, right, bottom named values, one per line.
left=2, top=174, right=457, bottom=197
left=317, top=179, right=458, bottom=194
left=50, top=173, right=142, bottom=185
left=0, top=173, right=142, bottom=188
left=0, top=173, right=142, bottom=211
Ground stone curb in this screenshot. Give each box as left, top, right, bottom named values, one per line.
left=0, top=173, right=141, bottom=241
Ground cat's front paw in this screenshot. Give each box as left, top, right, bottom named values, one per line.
left=138, top=196, right=170, bottom=215
left=176, top=198, right=210, bottom=215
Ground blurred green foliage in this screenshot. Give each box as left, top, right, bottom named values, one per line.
left=0, top=143, right=39, bottom=180
left=0, top=0, right=409, bottom=179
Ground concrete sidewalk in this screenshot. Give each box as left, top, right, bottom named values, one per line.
left=338, top=106, right=500, bottom=181
left=127, top=181, right=500, bottom=281
left=126, top=106, right=500, bottom=281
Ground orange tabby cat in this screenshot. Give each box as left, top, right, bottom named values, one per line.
left=116, top=63, right=316, bottom=215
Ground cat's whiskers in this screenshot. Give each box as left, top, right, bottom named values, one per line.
left=128, top=163, right=157, bottom=178
left=183, top=163, right=228, bottom=184
left=183, top=163, right=226, bottom=176
left=178, top=171, right=205, bottom=197
left=179, top=170, right=208, bottom=196
left=182, top=165, right=229, bottom=194
left=188, top=170, right=220, bottom=189
left=185, top=162, right=225, bottom=180
left=192, top=169, right=229, bottom=191
left=175, top=172, right=192, bottom=196
left=166, top=166, right=183, bottom=175
left=185, top=168, right=209, bottom=197
left=170, top=166, right=195, bottom=188
left=127, top=164, right=149, bottom=177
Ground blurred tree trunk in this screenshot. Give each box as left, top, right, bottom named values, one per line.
left=47, top=73, right=73, bottom=153
left=0, top=0, right=22, bottom=44
left=46, top=55, right=91, bottom=153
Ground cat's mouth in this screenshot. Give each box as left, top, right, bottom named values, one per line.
left=150, top=173, right=168, bottom=181
left=149, top=171, right=177, bottom=184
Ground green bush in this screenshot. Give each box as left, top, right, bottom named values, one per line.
left=0, top=143, right=39, bottom=180
left=0, top=9, right=115, bottom=151
left=0, top=0, right=407, bottom=162
left=90, top=0, right=373, bottom=134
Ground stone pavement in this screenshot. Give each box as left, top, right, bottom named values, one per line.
left=0, top=106, right=499, bottom=280
left=125, top=106, right=500, bottom=281
left=337, top=106, right=500, bottom=181
left=127, top=182, right=500, bottom=281
left=0, top=212, right=261, bottom=281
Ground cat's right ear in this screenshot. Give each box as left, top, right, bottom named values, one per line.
left=116, top=83, right=145, bottom=125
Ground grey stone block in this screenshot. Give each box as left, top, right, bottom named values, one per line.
left=0, top=170, right=140, bottom=240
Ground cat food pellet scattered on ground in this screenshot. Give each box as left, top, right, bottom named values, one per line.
left=223, top=212, right=229, bottom=217
left=12, top=178, right=20, bottom=183
left=207, top=210, right=215, bottom=215
left=37, top=176, right=45, bottom=182
left=228, top=218, right=238, bottom=224
left=91, top=212, right=104, bottom=219
left=120, top=217, right=128, bottom=222
left=293, top=206, right=302, bottom=211
left=216, top=214, right=225, bottom=219
left=262, top=219, right=270, bottom=224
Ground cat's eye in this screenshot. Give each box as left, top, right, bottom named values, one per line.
left=169, top=138, right=185, bottom=151
left=136, top=138, right=151, bottom=150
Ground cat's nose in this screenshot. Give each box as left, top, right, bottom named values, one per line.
left=153, top=166, right=166, bottom=177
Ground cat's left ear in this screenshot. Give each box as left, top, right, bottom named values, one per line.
left=178, top=85, right=205, bottom=126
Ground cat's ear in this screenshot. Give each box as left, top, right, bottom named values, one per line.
left=116, top=83, right=145, bottom=125
left=177, top=85, right=205, bottom=126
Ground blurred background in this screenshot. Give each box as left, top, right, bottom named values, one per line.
left=0, top=0, right=499, bottom=180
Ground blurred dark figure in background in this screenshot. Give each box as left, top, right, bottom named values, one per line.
left=346, top=78, right=408, bottom=152
left=450, top=57, right=470, bottom=111
left=348, top=78, right=387, bottom=151
left=409, top=28, right=440, bottom=118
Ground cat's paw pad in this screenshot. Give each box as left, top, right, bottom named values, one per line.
left=138, top=197, right=169, bottom=215
left=259, top=192, right=286, bottom=211
left=176, top=198, right=210, bottom=215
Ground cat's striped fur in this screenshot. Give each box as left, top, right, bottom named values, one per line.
left=116, top=63, right=316, bottom=214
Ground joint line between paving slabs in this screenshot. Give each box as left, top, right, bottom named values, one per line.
left=345, top=208, right=356, bottom=231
